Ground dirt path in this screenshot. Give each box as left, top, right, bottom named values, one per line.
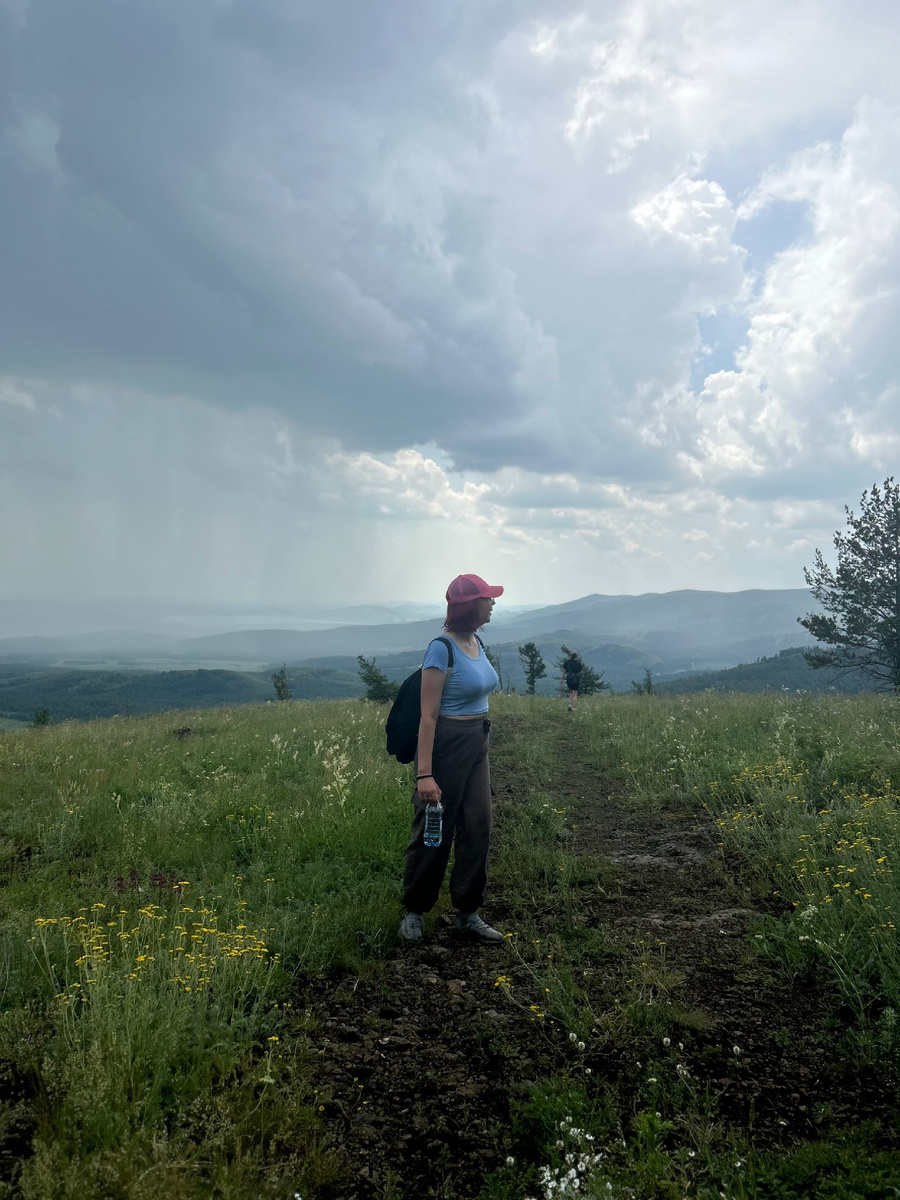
left=553, top=743, right=855, bottom=1139
left=300, top=719, right=880, bottom=1198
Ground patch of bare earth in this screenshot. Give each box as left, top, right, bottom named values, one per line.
left=555, top=749, right=868, bottom=1140
left=299, top=719, right=887, bottom=1198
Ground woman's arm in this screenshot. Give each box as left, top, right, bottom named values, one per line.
left=415, top=666, right=446, bottom=802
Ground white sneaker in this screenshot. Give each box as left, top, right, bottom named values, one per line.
left=398, top=912, right=424, bottom=942
left=455, top=911, right=505, bottom=944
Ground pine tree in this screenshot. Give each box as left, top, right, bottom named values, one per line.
left=357, top=656, right=400, bottom=703
left=631, top=667, right=655, bottom=696
left=517, top=642, right=547, bottom=694
left=578, top=662, right=608, bottom=696
left=799, top=478, right=900, bottom=691
left=271, top=665, right=291, bottom=702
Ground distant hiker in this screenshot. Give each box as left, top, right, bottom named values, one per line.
left=563, top=651, right=583, bottom=711
left=399, top=574, right=505, bottom=946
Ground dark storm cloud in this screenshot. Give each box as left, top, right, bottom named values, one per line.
left=0, top=0, right=565, bottom=454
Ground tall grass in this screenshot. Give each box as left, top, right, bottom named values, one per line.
left=0, top=701, right=412, bottom=977
left=577, top=692, right=900, bottom=1021
left=0, top=700, right=413, bottom=1196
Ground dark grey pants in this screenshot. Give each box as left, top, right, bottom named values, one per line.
left=402, top=715, right=492, bottom=914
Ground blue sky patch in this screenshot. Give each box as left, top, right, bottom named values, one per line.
left=736, top=198, right=814, bottom=278
left=690, top=310, right=751, bottom=393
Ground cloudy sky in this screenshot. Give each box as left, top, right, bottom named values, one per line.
left=2, top=0, right=900, bottom=616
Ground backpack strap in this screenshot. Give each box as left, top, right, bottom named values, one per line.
left=425, top=635, right=482, bottom=670
left=429, top=636, right=455, bottom=671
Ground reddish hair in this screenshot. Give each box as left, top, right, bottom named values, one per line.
left=444, top=599, right=483, bottom=633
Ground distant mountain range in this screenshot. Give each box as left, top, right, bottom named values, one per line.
left=0, top=598, right=451, bottom=640
left=0, top=589, right=820, bottom=677
left=0, top=589, right=832, bottom=716
left=177, top=588, right=820, bottom=668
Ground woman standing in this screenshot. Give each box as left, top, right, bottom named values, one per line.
left=562, top=651, right=582, bottom=711
left=399, top=574, right=504, bottom=945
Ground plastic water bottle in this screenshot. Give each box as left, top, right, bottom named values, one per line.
left=424, top=801, right=443, bottom=847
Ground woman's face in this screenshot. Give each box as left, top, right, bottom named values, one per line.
left=477, top=595, right=495, bottom=625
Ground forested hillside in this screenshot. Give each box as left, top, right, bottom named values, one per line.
left=656, top=646, right=873, bottom=695
left=0, top=666, right=363, bottom=723
left=2, top=644, right=871, bottom=726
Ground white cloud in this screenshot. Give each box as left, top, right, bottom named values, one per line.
left=633, top=176, right=737, bottom=262
left=0, top=377, right=35, bottom=409
left=686, top=99, right=900, bottom=485
left=326, top=448, right=495, bottom=522
left=563, top=0, right=900, bottom=165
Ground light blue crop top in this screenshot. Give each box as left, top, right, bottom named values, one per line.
left=422, top=637, right=500, bottom=715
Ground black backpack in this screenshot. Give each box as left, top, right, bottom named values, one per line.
left=385, top=636, right=456, bottom=764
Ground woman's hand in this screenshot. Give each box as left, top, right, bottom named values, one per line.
left=416, top=775, right=442, bottom=803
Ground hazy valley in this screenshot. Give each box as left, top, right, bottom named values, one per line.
left=0, top=587, right=868, bottom=726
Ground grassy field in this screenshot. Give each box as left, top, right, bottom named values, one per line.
left=579, top=691, right=900, bottom=1019
left=0, top=693, right=899, bottom=1197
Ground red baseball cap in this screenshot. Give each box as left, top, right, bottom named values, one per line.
left=446, top=574, right=504, bottom=603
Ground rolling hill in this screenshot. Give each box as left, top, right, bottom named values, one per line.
left=0, top=667, right=364, bottom=724
left=655, top=647, right=874, bottom=695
